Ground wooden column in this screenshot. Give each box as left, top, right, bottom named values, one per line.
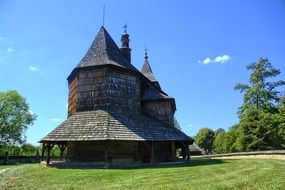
left=58, top=144, right=67, bottom=161
left=171, top=141, right=176, bottom=161
left=104, top=141, right=109, bottom=168
left=41, top=143, right=46, bottom=161
left=180, top=141, right=187, bottom=160
left=46, top=143, right=51, bottom=166
left=151, top=141, right=155, bottom=164
left=186, top=141, right=190, bottom=162
left=46, top=143, right=55, bottom=166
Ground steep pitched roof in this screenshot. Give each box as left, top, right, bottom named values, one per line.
left=141, top=57, right=158, bottom=83
left=77, top=27, right=138, bottom=72
left=40, top=110, right=192, bottom=142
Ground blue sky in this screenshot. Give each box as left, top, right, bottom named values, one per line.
left=0, top=0, right=285, bottom=145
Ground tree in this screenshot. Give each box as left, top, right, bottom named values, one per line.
left=234, top=58, right=285, bottom=151
left=21, top=143, right=39, bottom=156
left=275, top=96, right=285, bottom=148
left=213, top=125, right=244, bottom=153
left=213, top=132, right=233, bottom=153
left=173, top=117, right=181, bottom=130
left=195, top=128, right=215, bottom=154
left=0, top=90, right=36, bottom=147
left=234, top=58, right=285, bottom=114
left=214, top=128, right=225, bottom=135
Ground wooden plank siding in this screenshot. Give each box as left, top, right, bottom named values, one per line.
left=69, top=67, right=140, bottom=114
left=68, top=77, right=78, bottom=117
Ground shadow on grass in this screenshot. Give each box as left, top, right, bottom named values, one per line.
left=125, top=159, right=227, bottom=170
left=50, top=159, right=227, bottom=170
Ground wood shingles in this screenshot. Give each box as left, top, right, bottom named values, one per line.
left=77, top=26, right=138, bottom=72
left=41, top=110, right=191, bottom=142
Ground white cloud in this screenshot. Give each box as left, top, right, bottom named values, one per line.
left=214, top=55, right=231, bottom=63
left=199, top=54, right=231, bottom=64
left=202, top=57, right=212, bottom=64
left=6, top=46, right=14, bottom=53
left=50, top=118, right=63, bottom=122
left=66, top=103, right=68, bottom=108
left=29, top=66, right=38, bottom=71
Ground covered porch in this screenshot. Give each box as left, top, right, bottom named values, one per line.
left=40, top=140, right=191, bottom=167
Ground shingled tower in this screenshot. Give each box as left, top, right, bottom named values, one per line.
left=141, top=51, right=160, bottom=89
left=40, top=26, right=193, bottom=166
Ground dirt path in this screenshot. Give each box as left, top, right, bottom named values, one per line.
left=0, top=165, right=28, bottom=188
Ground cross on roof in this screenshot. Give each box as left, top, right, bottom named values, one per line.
left=144, top=44, right=148, bottom=59
left=123, top=22, right=128, bottom=32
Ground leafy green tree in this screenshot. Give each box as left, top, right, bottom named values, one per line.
left=213, top=125, right=244, bottom=153
left=213, top=132, right=233, bottom=153
left=195, top=128, right=215, bottom=154
left=0, top=90, right=36, bottom=147
left=275, top=96, right=285, bottom=148
left=214, top=128, right=225, bottom=135
left=21, top=143, right=40, bottom=156
left=234, top=58, right=285, bottom=151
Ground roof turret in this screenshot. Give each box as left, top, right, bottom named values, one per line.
left=141, top=52, right=160, bottom=88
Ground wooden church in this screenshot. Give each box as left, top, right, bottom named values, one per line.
left=40, top=26, right=193, bottom=166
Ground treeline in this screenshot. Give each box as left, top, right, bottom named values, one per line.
left=0, top=144, right=62, bottom=157
left=195, top=58, right=285, bottom=154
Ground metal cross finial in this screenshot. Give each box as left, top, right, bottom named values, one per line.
left=103, top=5, right=105, bottom=26
left=123, top=21, right=128, bottom=32
left=144, top=43, right=148, bottom=59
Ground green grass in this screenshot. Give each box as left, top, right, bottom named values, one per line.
left=0, top=159, right=284, bottom=190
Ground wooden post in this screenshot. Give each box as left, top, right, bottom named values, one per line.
left=151, top=141, right=155, bottom=164
left=41, top=143, right=45, bottom=161
left=171, top=141, right=176, bottom=161
left=104, top=141, right=109, bottom=168
left=181, top=141, right=188, bottom=160
left=46, top=143, right=55, bottom=166
left=46, top=143, right=51, bottom=166
left=58, top=144, right=67, bottom=161
left=186, top=141, right=190, bottom=162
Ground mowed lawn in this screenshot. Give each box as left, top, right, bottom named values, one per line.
left=0, top=159, right=284, bottom=190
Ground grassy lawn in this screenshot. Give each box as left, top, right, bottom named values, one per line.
left=0, top=159, right=284, bottom=190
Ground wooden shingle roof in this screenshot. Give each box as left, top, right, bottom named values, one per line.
left=141, top=85, right=174, bottom=101
left=141, top=58, right=158, bottom=83
left=77, top=26, right=138, bottom=72
left=40, top=110, right=192, bottom=142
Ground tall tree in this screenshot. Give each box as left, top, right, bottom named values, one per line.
left=0, top=90, right=36, bottom=147
left=235, top=57, right=285, bottom=114
left=234, top=58, right=285, bottom=150
left=195, top=128, right=215, bottom=154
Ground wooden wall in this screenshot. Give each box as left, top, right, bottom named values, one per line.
left=67, top=67, right=140, bottom=115
left=106, top=69, right=140, bottom=113
left=142, top=101, right=174, bottom=127
left=68, top=77, right=78, bottom=117
left=66, top=141, right=175, bottom=163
